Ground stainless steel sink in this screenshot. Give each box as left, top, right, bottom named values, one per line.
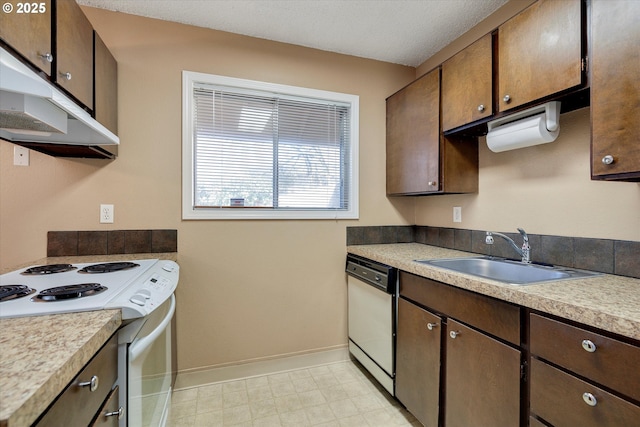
left=415, top=256, right=601, bottom=285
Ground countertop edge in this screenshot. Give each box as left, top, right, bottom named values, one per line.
left=347, top=243, right=640, bottom=341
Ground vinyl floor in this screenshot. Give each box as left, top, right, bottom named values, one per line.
left=168, top=359, right=420, bottom=426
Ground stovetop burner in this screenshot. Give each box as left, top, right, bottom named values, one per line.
left=78, top=262, right=140, bottom=274
left=33, top=283, right=108, bottom=302
left=22, top=264, right=77, bottom=275
left=0, top=285, right=36, bottom=302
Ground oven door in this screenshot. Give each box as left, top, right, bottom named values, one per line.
left=123, top=295, right=175, bottom=427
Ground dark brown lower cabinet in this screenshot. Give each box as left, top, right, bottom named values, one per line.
left=396, top=297, right=441, bottom=427
left=530, top=358, right=640, bottom=427
left=445, top=319, right=521, bottom=427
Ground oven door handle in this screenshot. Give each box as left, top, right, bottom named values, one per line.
left=129, top=294, right=175, bottom=361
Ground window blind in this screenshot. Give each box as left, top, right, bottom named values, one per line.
left=192, top=84, right=352, bottom=211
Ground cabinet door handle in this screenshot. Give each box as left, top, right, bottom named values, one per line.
left=426, top=322, right=438, bottom=331
left=39, top=52, right=53, bottom=63
left=581, top=339, right=597, bottom=353
left=477, top=104, right=485, bottom=112
left=428, top=181, right=437, bottom=186
left=60, top=72, right=72, bottom=81
left=105, top=406, right=124, bottom=419
left=449, top=331, right=460, bottom=339
left=78, top=375, right=99, bottom=392
left=601, top=155, right=614, bottom=165
left=503, top=94, right=511, bottom=103
left=582, top=392, right=597, bottom=407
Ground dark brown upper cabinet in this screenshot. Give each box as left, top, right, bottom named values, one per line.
left=497, top=0, right=584, bottom=112
left=94, top=32, right=118, bottom=135
left=56, top=0, right=94, bottom=109
left=442, top=34, right=493, bottom=132
left=0, top=0, right=53, bottom=76
left=590, top=0, right=640, bottom=181
left=386, top=69, right=478, bottom=196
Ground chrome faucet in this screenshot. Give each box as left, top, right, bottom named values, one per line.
left=485, top=228, right=531, bottom=263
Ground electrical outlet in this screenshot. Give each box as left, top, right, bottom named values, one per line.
left=453, top=206, right=462, bottom=223
left=100, top=204, right=114, bottom=223
left=14, top=146, right=29, bottom=166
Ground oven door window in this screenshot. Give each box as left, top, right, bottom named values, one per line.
left=128, top=295, right=175, bottom=427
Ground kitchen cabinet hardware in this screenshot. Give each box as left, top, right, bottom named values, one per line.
left=39, top=52, right=53, bottom=63
left=426, top=322, right=438, bottom=331
left=581, top=339, right=597, bottom=353
left=582, top=392, right=598, bottom=406
left=502, top=94, right=511, bottom=103
left=477, top=104, right=485, bottom=112
left=428, top=181, right=437, bottom=186
left=78, top=375, right=99, bottom=392
left=601, top=155, right=614, bottom=165
left=449, top=330, right=460, bottom=339
left=60, top=72, right=72, bottom=81
left=104, top=406, right=124, bottom=419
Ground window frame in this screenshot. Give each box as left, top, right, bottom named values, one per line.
left=182, top=71, right=359, bottom=220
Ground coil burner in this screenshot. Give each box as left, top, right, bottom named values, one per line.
left=34, top=283, right=108, bottom=302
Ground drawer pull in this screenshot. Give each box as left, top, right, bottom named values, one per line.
left=105, top=406, right=124, bottom=419
left=582, top=392, right=597, bottom=407
left=78, top=375, right=99, bottom=392
left=581, top=339, right=597, bottom=353
left=449, top=331, right=460, bottom=339
left=426, top=322, right=438, bottom=331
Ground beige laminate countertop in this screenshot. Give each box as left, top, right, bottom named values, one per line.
left=348, top=243, right=640, bottom=341
left=0, top=253, right=178, bottom=427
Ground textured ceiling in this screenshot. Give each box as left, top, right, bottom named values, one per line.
left=77, top=0, right=509, bottom=67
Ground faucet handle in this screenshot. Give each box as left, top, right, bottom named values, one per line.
left=517, top=228, right=529, bottom=242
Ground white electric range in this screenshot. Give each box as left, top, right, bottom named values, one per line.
left=0, top=258, right=179, bottom=427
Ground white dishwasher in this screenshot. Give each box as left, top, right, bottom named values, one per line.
left=346, top=254, right=397, bottom=395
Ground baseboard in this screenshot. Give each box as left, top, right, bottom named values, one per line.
left=174, top=345, right=350, bottom=390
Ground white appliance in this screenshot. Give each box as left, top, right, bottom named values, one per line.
left=0, top=258, right=179, bottom=427
left=346, top=254, right=397, bottom=395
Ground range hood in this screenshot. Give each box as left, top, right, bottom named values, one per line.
left=0, top=47, right=119, bottom=159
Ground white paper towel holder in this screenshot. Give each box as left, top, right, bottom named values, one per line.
left=486, top=101, right=561, bottom=152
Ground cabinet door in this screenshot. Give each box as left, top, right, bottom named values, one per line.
left=442, top=34, right=493, bottom=131
left=590, top=0, right=640, bottom=179
left=445, top=319, right=520, bottom=427
left=94, top=32, right=118, bottom=134
left=56, top=0, right=94, bottom=108
left=396, top=298, right=441, bottom=427
left=386, top=69, right=440, bottom=195
left=498, top=0, right=583, bottom=112
left=0, top=0, right=52, bottom=75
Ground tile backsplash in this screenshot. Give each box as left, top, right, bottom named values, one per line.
left=48, top=229, right=177, bottom=257
left=347, top=225, right=640, bottom=279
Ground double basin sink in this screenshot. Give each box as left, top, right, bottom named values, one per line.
left=415, top=256, right=601, bottom=286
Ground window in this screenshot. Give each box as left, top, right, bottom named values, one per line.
left=182, top=71, right=359, bottom=220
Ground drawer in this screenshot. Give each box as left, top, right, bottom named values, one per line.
left=400, top=271, right=520, bottom=344
left=530, top=358, right=640, bottom=427
left=35, top=334, right=118, bottom=427
left=91, top=385, right=121, bottom=426
left=530, top=313, right=640, bottom=401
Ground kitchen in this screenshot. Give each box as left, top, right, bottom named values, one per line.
left=1, top=0, right=639, bottom=426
